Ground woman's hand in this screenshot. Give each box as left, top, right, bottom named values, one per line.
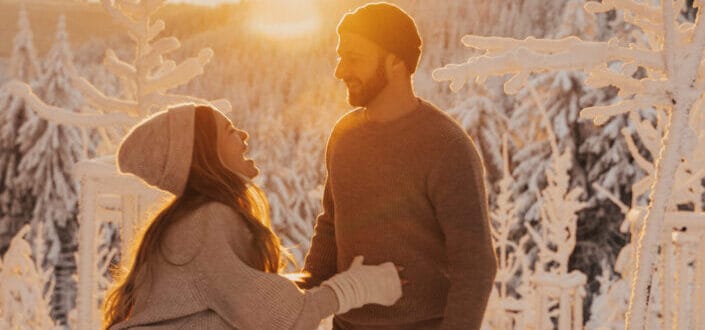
left=322, top=256, right=403, bottom=314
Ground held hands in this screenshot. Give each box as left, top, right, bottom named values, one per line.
left=322, top=256, right=403, bottom=314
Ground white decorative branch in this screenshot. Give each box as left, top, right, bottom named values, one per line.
left=73, top=77, right=140, bottom=116
left=143, top=48, right=213, bottom=94
left=434, top=36, right=663, bottom=93
left=103, top=49, right=136, bottom=82
left=7, top=80, right=138, bottom=127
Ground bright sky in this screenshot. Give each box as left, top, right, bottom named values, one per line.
left=162, top=0, right=321, bottom=39
left=246, top=0, right=320, bottom=39
left=169, top=0, right=240, bottom=5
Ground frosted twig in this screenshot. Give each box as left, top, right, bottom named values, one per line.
left=621, top=127, right=655, bottom=174
left=592, top=182, right=630, bottom=214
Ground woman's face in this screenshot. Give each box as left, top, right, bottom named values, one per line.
left=214, top=113, right=259, bottom=179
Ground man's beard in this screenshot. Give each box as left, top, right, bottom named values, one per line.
left=346, top=60, right=388, bottom=107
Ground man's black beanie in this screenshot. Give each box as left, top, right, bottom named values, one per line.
left=337, top=2, right=422, bottom=74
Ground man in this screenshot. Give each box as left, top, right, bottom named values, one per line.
left=300, top=3, right=497, bottom=329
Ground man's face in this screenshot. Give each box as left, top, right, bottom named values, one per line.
left=335, top=33, right=388, bottom=107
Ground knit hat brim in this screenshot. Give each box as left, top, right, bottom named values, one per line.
left=117, top=104, right=196, bottom=196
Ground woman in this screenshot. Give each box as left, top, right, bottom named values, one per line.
left=104, top=104, right=402, bottom=329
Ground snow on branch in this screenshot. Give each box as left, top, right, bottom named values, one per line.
left=584, top=64, right=667, bottom=98
left=586, top=0, right=663, bottom=39
left=433, top=36, right=663, bottom=96
left=585, top=0, right=661, bottom=24
left=581, top=95, right=668, bottom=125
left=142, top=0, right=164, bottom=16
left=114, top=0, right=146, bottom=19
left=103, top=49, right=136, bottom=82
left=101, top=0, right=141, bottom=36
left=73, top=77, right=139, bottom=116
left=140, top=37, right=180, bottom=70
left=146, top=20, right=165, bottom=43
left=7, top=80, right=138, bottom=128
left=143, top=48, right=213, bottom=95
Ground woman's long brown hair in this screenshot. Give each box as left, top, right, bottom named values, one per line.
left=102, top=106, right=288, bottom=328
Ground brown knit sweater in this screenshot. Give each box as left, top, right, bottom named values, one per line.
left=110, top=202, right=338, bottom=330
left=302, top=99, right=497, bottom=330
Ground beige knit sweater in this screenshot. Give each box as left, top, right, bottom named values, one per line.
left=110, top=202, right=338, bottom=330
left=302, top=99, right=497, bottom=330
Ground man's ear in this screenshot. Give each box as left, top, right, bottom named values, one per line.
left=386, top=53, right=409, bottom=77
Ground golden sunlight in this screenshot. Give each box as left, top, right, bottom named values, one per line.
left=247, top=0, right=321, bottom=39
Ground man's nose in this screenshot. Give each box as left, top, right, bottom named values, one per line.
left=239, top=130, right=249, bottom=141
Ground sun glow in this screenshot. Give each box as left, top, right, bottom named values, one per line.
left=247, top=0, right=321, bottom=39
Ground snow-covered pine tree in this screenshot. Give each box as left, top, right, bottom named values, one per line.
left=7, top=5, right=41, bottom=83
left=445, top=85, right=508, bottom=187
left=0, top=224, right=58, bottom=329
left=14, top=15, right=86, bottom=326
left=509, top=71, right=592, bottom=223
left=0, top=5, right=42, bottom=256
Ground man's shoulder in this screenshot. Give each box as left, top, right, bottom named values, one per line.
left=332, top=107, right=364, bottom=131
left=419, top=100, right=471, bottom=143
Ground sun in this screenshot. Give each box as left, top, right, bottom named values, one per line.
left=247, top=0, right=321, bottom=39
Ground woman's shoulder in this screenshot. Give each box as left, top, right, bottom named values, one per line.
left=161, top=201, right=246, bottom=264
left=192, top=200, right=233, bottom=216
left=192, top=201, right=254, bottom=252
left=194, top=201, right=248, bottom=231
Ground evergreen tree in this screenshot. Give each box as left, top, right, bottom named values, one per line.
left=445, top=86, right=508, bottom=186
left=7, top=5, right=41, bottom=83
left=15, top=16, right=85, bottom=325
left=0, top=5, right=42, bottom=256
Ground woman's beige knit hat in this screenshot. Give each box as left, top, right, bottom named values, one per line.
left=117, top=104, right=196, bottom=196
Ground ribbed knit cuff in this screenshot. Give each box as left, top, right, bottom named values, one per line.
left=322, top=271, right=365, bottom=315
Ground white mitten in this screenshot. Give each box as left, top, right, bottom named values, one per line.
left=322, top=256, right=402, bottom=314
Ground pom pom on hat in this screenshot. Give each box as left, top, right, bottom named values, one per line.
left=117, top=104, right=196, bottom=196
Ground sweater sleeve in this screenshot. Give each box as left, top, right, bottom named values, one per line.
left=300, top=174, right=338, bottom=289
left=427, top=135, right=497, bottom=330
left=196, top=203, right=338, bottom=330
